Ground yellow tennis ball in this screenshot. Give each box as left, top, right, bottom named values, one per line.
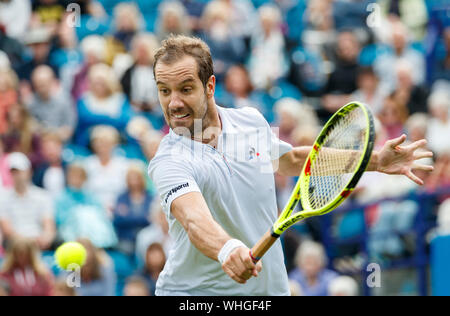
left=54, top=242, right=87, bottom=270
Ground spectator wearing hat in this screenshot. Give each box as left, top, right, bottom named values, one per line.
left=15, top=27, right=58, bottom=82
left=0, top=152, right=55, bottom=250
left=25, top=65, right=76, bottom=142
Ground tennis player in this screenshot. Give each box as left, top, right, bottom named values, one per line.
left=148, top=35, right=433, bottom=296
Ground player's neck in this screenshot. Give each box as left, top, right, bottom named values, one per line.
left=192, top=102, right=222, bottom=149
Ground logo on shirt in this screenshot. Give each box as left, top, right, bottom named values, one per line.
left=248, top=146, right=260, bottom=161
left=165, top=182, right=190, bottom=204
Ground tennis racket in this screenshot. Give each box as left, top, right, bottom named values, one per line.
left=250, top=101, right=375, bottom=263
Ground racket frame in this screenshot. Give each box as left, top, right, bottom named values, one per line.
left=251, top=102, right=375, bottom=262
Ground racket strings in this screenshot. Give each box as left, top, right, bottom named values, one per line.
left=308, top=108, right=367, bottom=209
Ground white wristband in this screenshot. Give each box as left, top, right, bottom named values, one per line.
left=218, top=239, right=246, bottom=265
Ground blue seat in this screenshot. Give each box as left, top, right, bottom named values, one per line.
left=97, top=0, right=127, bottom=15
left=75, top=16, right=112, bottom=42
left=358, top=43, right=391, bottom=66
left=271, top=79, right=302, bottom=102
left=107, top=250, right=136, bottom=279
left=431, top=235, right=450, bottom=296
left=285, top=0, right=307, bottom=42
left=106, top=250, right=137, bottom=296
left=251, top=0, right=272, bottom=8
left=41, top=250, right=61, bottom=276
left=143, top=12, right=159, bottom=33
left=135, top=0, right=163, bottom=15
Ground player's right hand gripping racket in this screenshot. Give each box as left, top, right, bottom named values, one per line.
left=250, top=101, right=375, bottom=263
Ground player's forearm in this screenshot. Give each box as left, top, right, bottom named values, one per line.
left=276, top=146, right=311, bottom=177
left=279, top=146, right=382, bottom=177
left=185, top=215, right=231, bottom=261
left=367, top=150, right=379, bottom=172
left=171, top=192, right=232, bottom=261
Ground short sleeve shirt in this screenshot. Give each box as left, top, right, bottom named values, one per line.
left=0, top=185, right=54, bottom=239
left=148, top=106, right=293, bottom=296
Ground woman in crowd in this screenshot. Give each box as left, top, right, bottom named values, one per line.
left=83, top=125, right=129, bottom=213
left=75, top=238, right=116, bottom=296
left=105, top=3, right=145, bottom=64
left=74, top=63, right=134, bottom=148
left=136, top=242, right=166, bottom=296
left=155, top=1, right=192, bottom=43
left=0, top=237, right=54, bottom=296
left=248, top=4, right=288, bottom=90
left=377, top=94, right=409, bottom=140
left=288, top=240, right=339, bottom=296
left=2, top=104, right=42, bottom=167
left=113, top=163, right=153, bottom=256
left=55, top=163, right=117, bottom=249
left=199, top=0, right=247, bottom=82
left=71, top=35, right=107, bottom=101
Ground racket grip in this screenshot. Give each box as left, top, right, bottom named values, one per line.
left=250, top=229, right=280, bottom=263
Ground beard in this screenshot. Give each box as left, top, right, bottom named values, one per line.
left=168, top=94, right=210, bottom=139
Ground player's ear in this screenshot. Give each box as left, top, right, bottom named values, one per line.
left=206, top=75, right=216, bottom=98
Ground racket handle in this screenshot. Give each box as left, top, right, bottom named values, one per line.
left=250, top=229, right=280, bottom=263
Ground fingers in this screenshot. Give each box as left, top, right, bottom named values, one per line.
left=389, top=134, right=407, bottom=149
left=406, top=170, right=424, bottom=186
left=222, top=247, right=261, bottom=284
left=412, top=163, right=434, bottom=172
left=407, top=139, right=428, bottom=151
left=253, top=261, right=263, bottom=277
left=223, top=267, right=248, bottom=284
left=413, top=150, right=433, bottom=160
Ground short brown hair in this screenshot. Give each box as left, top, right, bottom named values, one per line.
left=153, top=35, right=214, bottom=87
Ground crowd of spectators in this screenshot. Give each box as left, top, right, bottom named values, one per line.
left=0, top=0, right=449, bottom=296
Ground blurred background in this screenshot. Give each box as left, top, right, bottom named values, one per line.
left=0, top=0, right=449, bottom=296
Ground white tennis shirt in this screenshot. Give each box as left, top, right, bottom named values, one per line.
left=148, top=106, right=293, bottom=296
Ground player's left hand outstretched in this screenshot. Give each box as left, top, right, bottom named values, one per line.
left=377, top=134, right=434, bottom=185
